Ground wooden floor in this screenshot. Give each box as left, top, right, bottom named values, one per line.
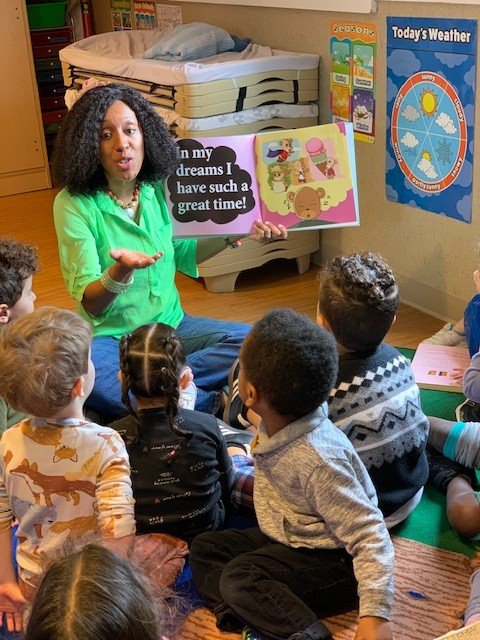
left=0, top=188, right=445, bottom=348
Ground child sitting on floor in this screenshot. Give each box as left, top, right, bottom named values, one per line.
left=318, top=252, right=429, bottom=527
left=24, top=544, right=177, bottom=640
left=226, top=252, right=430, bottom=525
left=0, top=307, right=135, bottom=633
left=0, top=237, right=38, bottom=435
left=109, top=322, right=234, bottom=543
left=190, top=308, right=394, bottom=640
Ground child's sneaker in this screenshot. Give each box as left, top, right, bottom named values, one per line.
left=242, top=627, right=263, bottom=640
left=456, top=399, right=480, bottom=423
left=423, top=322, right=468, bottom=347
left=223, top=358, right=253, bottom=430
left=427, top=447, right=478, bottom=493
left=217, top=419, right=254, bottom=455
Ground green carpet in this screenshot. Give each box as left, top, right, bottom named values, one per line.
left=392, top=348, right=479, bottom=558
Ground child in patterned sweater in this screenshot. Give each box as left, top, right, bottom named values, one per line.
left=0, top=307, right=135, bottom=633
left=318, top=252, right=429, bottom=526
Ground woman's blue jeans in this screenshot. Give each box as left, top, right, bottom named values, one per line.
left=87, top=313, right=250, bottom=422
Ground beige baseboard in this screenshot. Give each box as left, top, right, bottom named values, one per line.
left=318, top=241, right=468, bottom=322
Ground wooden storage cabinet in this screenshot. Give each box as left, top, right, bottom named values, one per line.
left=30, top=25, right=73, bottom=159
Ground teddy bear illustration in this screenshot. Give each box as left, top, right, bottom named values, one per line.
left=287, top=186, right=326, bottom=221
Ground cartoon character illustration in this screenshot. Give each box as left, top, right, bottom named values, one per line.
left=325, top=157, right=337, bottom=180
left=267, top=138, right=294, bottom=163
left=11, top=459, right=96, bottom=506
left=289, top=158, right=312, bottom=186
left=11, top=496, right=57, bottom=544
left=267, top=163, right=291, bottom=194
left=53, top=445, right=78, bottom=463
left=22, top=420, right=79, bottom=463
left=50, top=514, right=98, bottom=537
left=287, top=186, right=326, bottom=221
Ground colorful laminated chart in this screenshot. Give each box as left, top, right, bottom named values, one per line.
left=330, top=20, right=376, bottom=143
left=386, top=17, right=477, bottom=222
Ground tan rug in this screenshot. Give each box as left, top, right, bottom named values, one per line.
left=178, top=538, right=479, bottom=640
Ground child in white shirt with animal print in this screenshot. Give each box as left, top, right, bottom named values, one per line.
left=0, top=307, right=135, bottom=633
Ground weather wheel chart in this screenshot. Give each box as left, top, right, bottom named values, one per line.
left=391, top=72, right=467, bottom=193
left=386, top=18, right=476, bottom=222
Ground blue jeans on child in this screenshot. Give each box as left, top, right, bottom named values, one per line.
left=87, top=313, right=250, bottom=420
left=464, top=294, right=480, bottom=357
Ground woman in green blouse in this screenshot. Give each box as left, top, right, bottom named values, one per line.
left=52, top=84, right=285, bottom=421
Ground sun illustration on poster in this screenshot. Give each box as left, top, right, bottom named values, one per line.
left=391, top=72, right=467, bottom=193
left=419, top=88, right=438, bottom=116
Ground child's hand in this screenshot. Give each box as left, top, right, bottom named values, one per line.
left=354, top=616, right=392, bottom=640
left=0, top=582, right=26, bottom=632
left=450, top=367, right=466, bottom=381
left=473, top=269, right=480, bottom=294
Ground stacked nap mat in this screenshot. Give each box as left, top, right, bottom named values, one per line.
left=59, top=30, right=319, bottom=137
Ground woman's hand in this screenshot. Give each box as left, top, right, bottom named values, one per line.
left=249, top=219, right=288, bottom=244
left=110, top=249, right=163, bottom=270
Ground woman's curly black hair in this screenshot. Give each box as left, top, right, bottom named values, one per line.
left=51, top=84, right=179, bottom=195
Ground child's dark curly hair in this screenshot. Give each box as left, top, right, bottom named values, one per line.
left=51, top=84, right=179, bottom=194
left=241, top=308, right=338, bottom=419
left=0, top=237, right=38, bottom=308
left=317, top=252, right=400, bottom=352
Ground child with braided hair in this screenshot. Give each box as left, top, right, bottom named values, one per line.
left=109, top=322, right=235, bottom=542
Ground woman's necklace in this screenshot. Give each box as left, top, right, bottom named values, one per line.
left=107, top=184, right=139, bottom=219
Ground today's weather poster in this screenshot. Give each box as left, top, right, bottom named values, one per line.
left=386, top=17, right=477, bottom=222
left=330, top=20, right=377, bottom=143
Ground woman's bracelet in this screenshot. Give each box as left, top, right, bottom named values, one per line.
left=224, top=237, right=243, bottom=249
left=100, top=267, right=134, bottom=294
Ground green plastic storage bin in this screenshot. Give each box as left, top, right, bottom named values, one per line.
left=27, top=2, right=67, bottom=29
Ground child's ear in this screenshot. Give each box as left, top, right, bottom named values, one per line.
left=0, top=304, right=10, bottom=324
left=316, top=309, right=330, bottom=331
left=243, top=381, right=258, bottom=409
left=72, top=376, right=85, bottom=399
left=118, top=370, right=123, bottom=382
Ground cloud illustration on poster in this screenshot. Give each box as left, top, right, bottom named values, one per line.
left=401, top=132, right=419, bottom=149
left=417, top=157, right=438, bottom=180
left=464, top=65, right=476, bottom=88
left=456, top=194, right=471, bottom=221
left=455, top=159, right=473, bottom=189
left=401, top=105, right=421, bottom=122
left=386, top=151, right=396, bottom=172
left=464, top=104, right=474, bottom=127
left=469, top=140, right=474, bottom=155
left=387, top=49, right=421, bottom=77
left=435, top=113, right=457, bottom=135
left=387, top=77, right=399, bottom=103
left=433, top=52, right=468, bottom=68
left=386, top=184, right=398, bottom=201
left=408, top=200, right=418, bottom=208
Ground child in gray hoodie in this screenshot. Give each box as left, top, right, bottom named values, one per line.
left=189, top=308, right=394, bottom=640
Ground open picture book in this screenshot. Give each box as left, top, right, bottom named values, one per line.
left=410, top=343, right=471, bottom=393
left=166, top=122, right=359, bottom=237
